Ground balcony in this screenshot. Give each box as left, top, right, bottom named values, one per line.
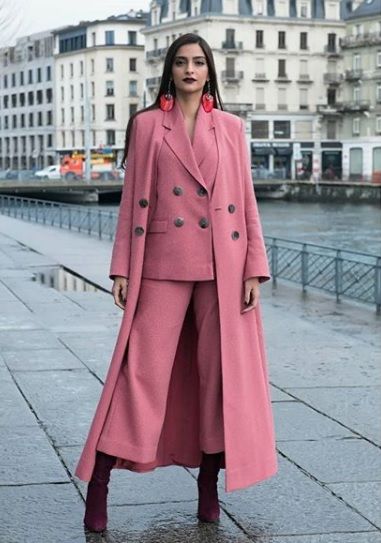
left=338, top=100, right=371, bottom=112
left=297, top=74, right=313, bottom=84
left=345, top=69, right=363, bottom=81
left=252, top=73, right=269, bottom=82
left=324, top=45, right=342, bottom=57
left=221, top=41, right=243, bottom=52
left=255, top=103, right=266, bottom=110
left=275, top=74, right=291, bottom=83
left=221, top=70, right=244, bottom=83
left=146, top=76, right=161, bottom=90
left=323, top=73, right=343, bottom=85
left=224, top=103, right=253, bottom=113
left=146, top=47, right=168, bottom=62
left=340, top=31, right=381, bottom=49
left=277, top=104, right=288, bottom=111
left=317, top=103, right=343, bottom=115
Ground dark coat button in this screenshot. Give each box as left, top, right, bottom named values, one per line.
left=135, top=226, right=145, bottom=236
left=174, top=217, right=185, bottom=227
left=231, top=230, right=240, bottom=240
left=139, top=198, right=149, bottom=208
left=228, top=204, right=236, bottom=213
left=173, top=186, right=183, bottom=196
left=197, top=186, right=207, bottom=196
left=199, top=217, right=209, bottom=228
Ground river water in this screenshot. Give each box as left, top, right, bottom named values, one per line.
left=99, top=201, right=381, bottom=256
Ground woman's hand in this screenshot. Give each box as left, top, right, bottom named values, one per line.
left=242, top=277, right=260, bottom=313
left=112, top=276, right=128, bottom=310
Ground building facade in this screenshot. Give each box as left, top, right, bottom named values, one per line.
left=53, top=10, right=148, bottom=167
left=339, top=0, right=381, bottom=181
left=0, top=31, right=55, bottom=171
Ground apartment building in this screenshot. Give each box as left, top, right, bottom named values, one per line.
left=53, top=10, right=148, bottom=165
left=143, top=0, right=362, bottom=180
left=0, top=31, right=55, bottom=170
left=339, top=0, right=381, bottom=181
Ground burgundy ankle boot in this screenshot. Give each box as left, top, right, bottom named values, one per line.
left=83, top=451, right=116, bottom=532
left=197, top=451, right=223, bottom=522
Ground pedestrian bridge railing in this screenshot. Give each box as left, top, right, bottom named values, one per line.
left=1, top=195, right=380, bottom=314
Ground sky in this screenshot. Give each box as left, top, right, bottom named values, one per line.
left=0, top=0, right=151, bottom=47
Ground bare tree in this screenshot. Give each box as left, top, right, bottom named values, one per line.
left=0, top=0, right=24, bottom=47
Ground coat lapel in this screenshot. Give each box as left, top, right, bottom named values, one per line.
left=162, top=99, right=217, bottom=191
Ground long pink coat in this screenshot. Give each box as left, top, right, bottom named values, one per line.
left=74, top=102, right=278, bottom=492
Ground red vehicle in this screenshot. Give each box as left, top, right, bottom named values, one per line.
left=60, top=152, right=119, bottom=181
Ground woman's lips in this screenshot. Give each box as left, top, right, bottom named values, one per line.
left=183, top=78, right=196, bottom=83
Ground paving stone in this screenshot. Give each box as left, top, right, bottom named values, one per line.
left=68, top=348, right=114, bottom=381
left=107, top=500, right=253, bottom=542
left=272, top=401, right=354, bottom=441
left=270, top=386, right=296, bottom=402
left=278, top=438, right=381, bottom=483
left=59, top=445, right=198, bottom=506
left=212, top=455, right=374, bottom=537
left=285, top=386, right=381, bottom=445
left=2, top=348, right=83, bottom=371
left=0, top=483, right=86, bottom=543
left=0, top=281, right=15, bottom=301
left=0, top=329, right=62, bottom=351
left=0, top=425, right=69, bottom=485
left=327, top=481, right=381, bottom=529
left=12, top=369, right=103, bottom=447
left=257, top=534, right=381, bottom=543
left=0, top=367, right=36, bottom=427
left=58, top=331, right=117, bottom=352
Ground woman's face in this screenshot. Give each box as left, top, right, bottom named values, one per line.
left=171, top=43, right=209, bottom=97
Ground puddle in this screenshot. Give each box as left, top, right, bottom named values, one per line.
left=31, top=266, right=99, bottom=293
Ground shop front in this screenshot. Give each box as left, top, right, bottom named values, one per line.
left=251, top=142, right=292, bottom=180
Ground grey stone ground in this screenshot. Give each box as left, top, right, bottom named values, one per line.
left=0, top=214, right=380, bottom=543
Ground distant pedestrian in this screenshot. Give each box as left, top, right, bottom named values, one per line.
left=75, top=33, right=278, bottom=534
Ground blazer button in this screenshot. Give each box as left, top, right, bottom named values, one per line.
left=173, top=186, right=183, bottom=196
left=231, top=230, right=240, bottom=240
left=135, top=226, right=145, bottom=236
left=174, top=217, right=185, bottom=227
left=199, top=217, right=209, bottom=228
left=139, top=198, right=149, bottom=208
left=228, top=204, right=236, bottom=213
left=197, top=186, right=207, bottom=197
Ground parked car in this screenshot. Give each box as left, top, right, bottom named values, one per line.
left=34, top=165, right=61, bottom=180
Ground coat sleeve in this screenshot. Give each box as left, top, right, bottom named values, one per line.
left=109, top=118, right=139, bottom=281
left=238, top=118, right=271, bottom=284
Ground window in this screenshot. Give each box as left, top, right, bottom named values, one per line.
left=38, top=111, right=43, bottom=126
left=301, top=3, right=308, bottom=17
left=106, top=104, right=115, bottom=120
left=377, top=51, right=381, bottom=67
left=300, top=59, right=308, bottom=77
left=377, top=84, right=381, bottom=103
left=80, top=60, right=84, bottom=75
left=37, top=67, right=41, bottom=83
left=91, top=59, right=95, bottom=74
left=105, top=31, right=115, bottom=45
left=300, top=32, right=308, bottom=50
left=91, top=82, right=95, bottom=97
left=80, top=83, right=84, bottom=99
left=20, top=71, right=24, bottom=85
left=352, top=118, right=360, bottom=135
left=61, top=87, right=64, bottom=101
left=47, top=134, right=53, bottom=147
left=61, top=108, right=65, bottom=124
left=28, top=69, right=33, bottom=84
left=349, top=147, right=363, bottom=179
left=128, top=30, right=137, bottom=45
left=278, top=59, right=287, bottom=77
left=300, top=88, right=308, bottom=109
left=4, top=116, right=8, bottom=129
left=92, top=32, right=96, bottom=46
left=353, top=86, right=360, bottom=103
left=11, top=73, right=16, bottom=86
left=70, top=63, right=74, bottom=77
left=46, top=88, right=52, bottom=103
left=11, top=94, right=17, bottom=107
left=251, top=120, right=268, bottom=138
left=70, top=85, right=74, bottom=100
left=106, top=80, right=114, bottom=96
left=129, top=103, right=138, bottom=116
left=19, top=93, right=25, bottom=106
left=274, top=120, right=290, bottom=138
left=80, top=106, right=84, bottom=122
left=255, top=87, right=265, bottom=110
left=28, top=91, right=34, bottom=105
left=278, top=88, right=287, bottom=110
left=71, top=130, right=75, bottom=148
left=71, top=107, right=74, bottom=123
left=47, top=111, right=52, bottom=125
left=129, top=58, right=137, bottom=71
left=60, top=65, right=64, bottom=79
left=327, top=33, right=336, bottom=52
left=46, top=66, right=51, bottom=81
left=278, top=31, right=286, bottom=49
left=29, top=112, right=33, bottom=127
left=20, top=113, right=25, bottom=127
left=106, top=58, right=114, bottom=72
left=36, top=90, right=43, bottom=104
left=129, top=80, right=138, bottom=96
left=327, top=120, right=336, bottom=139
left=92, top=105, right=96, bottom=121
left=62, top=132, right=66, bottom=147
left=12, top=115, right=17, bottom=128
left=256, top=30, right=264, bottom=48
left=376, top=117, right=381, bottom=133
left=106, top=130, right=115, bottom=145
left=353, top=53, right=361, bottom=70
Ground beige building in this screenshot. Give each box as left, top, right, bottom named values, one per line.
left=143, top=0, right=363, bottom=180
left=339, top=0, right=381, bottom=181
left=53, top=10, right=148, bottom=166
left=0, top=31, right=55, bottom=171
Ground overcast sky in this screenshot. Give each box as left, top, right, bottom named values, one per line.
left=1, top=0, right=151, bottom=46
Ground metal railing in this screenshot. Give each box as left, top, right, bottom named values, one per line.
left=0, top=195, right=380, bottom=313
left=265, top=236, right=381, bottom=314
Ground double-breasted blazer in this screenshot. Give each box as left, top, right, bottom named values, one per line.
left=75, top=100, right=278, bottom=493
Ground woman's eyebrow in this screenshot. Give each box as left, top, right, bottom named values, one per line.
left=174, top=55, right=206, bottom=59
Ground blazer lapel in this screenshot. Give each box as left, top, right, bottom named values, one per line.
left=162, top=99, right=216, bottom=190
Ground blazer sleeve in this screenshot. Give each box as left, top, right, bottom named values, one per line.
left=238, top=118, right=271, bottom=284
left=109, top=118, right=139, bottom=281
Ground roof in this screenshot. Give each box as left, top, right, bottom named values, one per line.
left=345, top=0, right=381, bottom=20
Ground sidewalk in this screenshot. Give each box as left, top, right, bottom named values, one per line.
left=0, top=215, right=380, bottom=543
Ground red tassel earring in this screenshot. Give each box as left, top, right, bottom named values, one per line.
left=159, top=78, right=174, bottom=111
left=201, top=80, right=214, bottom=113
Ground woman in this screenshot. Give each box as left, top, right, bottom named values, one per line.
left=75, top=33, right=278, bottom=533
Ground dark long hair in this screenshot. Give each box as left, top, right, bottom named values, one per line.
left=120, top=32, right=224, bottom=169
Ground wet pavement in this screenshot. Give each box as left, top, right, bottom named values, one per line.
left=0, top=214, right=380, bottom=543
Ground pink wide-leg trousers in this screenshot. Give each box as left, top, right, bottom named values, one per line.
left=97, top=278, right=225, bottom=462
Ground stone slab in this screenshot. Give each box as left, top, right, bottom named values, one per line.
left=327, top=481, right=381, bottom=529
left=2, top=348, right=84, bottom=371
left=278, top=438, right=381, bottom=483
left=0, top=329, right=62, bottom=351
left=0, top=367, right=36, bottom=427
